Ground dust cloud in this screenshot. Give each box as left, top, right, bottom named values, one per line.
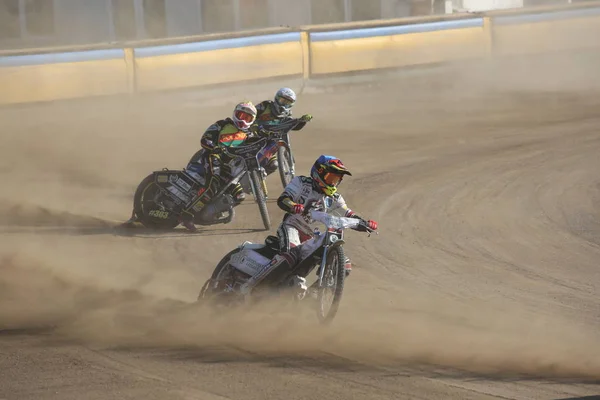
left=1, top=25, right=600, bottom=397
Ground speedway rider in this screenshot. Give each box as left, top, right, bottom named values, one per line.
left=253, top=88, right=313, bottom=176
left=240, top=155, right=379, bottom=296
left=181, top=101, right=260, bottom=232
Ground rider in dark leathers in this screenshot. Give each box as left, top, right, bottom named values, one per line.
left=253, top=87, right=313, bottom=175
left=180, top=101, right=258, bottom=232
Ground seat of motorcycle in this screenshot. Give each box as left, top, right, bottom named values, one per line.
left=264, top=235, right=280, bottom=250
left=255, top=235, right=280, bottom=260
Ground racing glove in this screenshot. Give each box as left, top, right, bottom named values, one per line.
left=292, top=203, right=305, bottom=214
left=356, top=219, right=378, bottom=232
left=256, top=127, right=277, bottom=137
left=300, top=114, right=313, bottom=122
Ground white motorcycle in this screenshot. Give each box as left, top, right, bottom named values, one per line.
left=197, top=210, right=377, bottom=324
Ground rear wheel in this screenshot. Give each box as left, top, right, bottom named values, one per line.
left=250, top=169, right=271, bottom=231
left=133, top=174, right=180, bottom=230
left=316, top=245, right=346, bottom=324
left=277, top=145, right=294, bottom=188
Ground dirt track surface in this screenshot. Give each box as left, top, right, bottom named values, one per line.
left=2, top=53, right=600, bottom=399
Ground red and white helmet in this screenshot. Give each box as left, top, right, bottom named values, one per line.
left=232, top=101, right=257, bottom=130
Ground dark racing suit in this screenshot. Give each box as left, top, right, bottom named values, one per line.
left=182, top=118, right=251, bottom=222
left=254, top=101, right=308, bottom=175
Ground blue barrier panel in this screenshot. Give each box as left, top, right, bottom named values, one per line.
left=310, top=18, right=483, bottom=42
left=135, top=32, right=300, bottom=58
left=0, top=49, right=124, bottom=67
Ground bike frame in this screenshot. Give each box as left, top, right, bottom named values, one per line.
left=223, top=138, right=270, bottom=202
left=256, top=119, right=300, bottom=169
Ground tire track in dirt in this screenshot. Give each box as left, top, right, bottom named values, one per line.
left=2, top=53, right=600, bottom=399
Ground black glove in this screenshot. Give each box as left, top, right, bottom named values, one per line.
left=211, top=146, right=224, bottom=155
left=258, top=128, right=277, bottom=137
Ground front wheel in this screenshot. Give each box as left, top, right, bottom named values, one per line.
left=277, top=145, right=295, bottom=188
left=250, top=169, right=271, bottom=231
left=197, top=248, right=241, bottom=306
left=316, top=245, right=346, bottom=324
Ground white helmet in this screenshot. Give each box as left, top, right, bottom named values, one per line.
left=273, top=87, right=296, bottom=116
left=232, top=101, right=257, bottom=130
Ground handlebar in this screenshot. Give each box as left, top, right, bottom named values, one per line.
left=254, top=117, right=303, bottom=135
left=220, top=137, right=270, bottom=158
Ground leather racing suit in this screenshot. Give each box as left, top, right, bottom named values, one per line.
left=182, top=118, right=252, bottom=222
left=254, top=100, right=308, bottom=175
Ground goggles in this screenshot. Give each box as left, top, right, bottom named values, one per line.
left=235, top=110, right=254, bottom=123
left=323, top=172, right=343, bottom=186
left=276, top=95, right=294, bottom=106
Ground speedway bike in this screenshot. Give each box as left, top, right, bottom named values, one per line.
left=197, top=209, right=377, bottom=324
left=126, top=135, right=275, bottom=231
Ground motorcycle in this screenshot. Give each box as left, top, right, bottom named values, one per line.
left=251, top=118, right=303, bottom=193
left=125, top=135, right=275, bottom=231
left=197, top=209, right=377, bottom=324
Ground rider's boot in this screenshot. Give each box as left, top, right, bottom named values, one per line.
left=240, top=252, right=296, bottom=296
left=121, top=209, right=139, bottom=227
left=178, top=210, right=197, bottom=232
left=288, top=275, right=308, bottom=300
left=344, top=256, right=352, bottom=277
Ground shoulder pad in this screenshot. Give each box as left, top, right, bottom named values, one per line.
left=256, top=100, right=270, bottom=110
left=298, top=175, right=312, bottom=184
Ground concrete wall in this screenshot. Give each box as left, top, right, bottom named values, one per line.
left=2, top=2, right=600, bottom=105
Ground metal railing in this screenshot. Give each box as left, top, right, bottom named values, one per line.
left=0, top=0, right=591, bottom=50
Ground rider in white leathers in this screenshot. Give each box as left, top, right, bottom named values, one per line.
left=240, top=155, right=378, bottom=296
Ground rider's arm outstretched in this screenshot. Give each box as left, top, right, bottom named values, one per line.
left=331, top=193, right=378, bottom=232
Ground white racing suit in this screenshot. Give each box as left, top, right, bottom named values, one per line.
left=240, top=176, right=360, bottom=295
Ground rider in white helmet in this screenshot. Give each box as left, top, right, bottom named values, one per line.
left=253, top=88, right=313, bottom=176
left=182, top=101, right=258, bottom=232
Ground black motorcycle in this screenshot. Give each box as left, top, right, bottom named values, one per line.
left=125, top=136, right=274, bottom=231
left=252, top=118, right=304, bottom=192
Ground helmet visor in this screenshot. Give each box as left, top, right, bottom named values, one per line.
left=323, top=172, right=343, bottom=186
left=276, top=95, right=294, bottom=107
left=235, top=110, right=254, bottom=123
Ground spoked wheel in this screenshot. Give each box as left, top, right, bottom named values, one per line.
left=316, top=246, right=346, bottom=324
left=197, top=249, right=242, bottom=308
left=249, top=169, right=271, bottom=231
left=133, top=174, right=180, bottom=229
left=277, top=145, right=295, bottom=188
